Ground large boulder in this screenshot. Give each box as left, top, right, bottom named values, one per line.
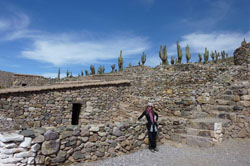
left=234, top=40, right=250, bottom=65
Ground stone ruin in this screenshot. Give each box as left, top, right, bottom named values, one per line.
left=0, top=42, right=249, bottom=165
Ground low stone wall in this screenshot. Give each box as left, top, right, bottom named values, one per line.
left=0, top=117, right=176, bottom=166
left=12, top=74, right=49, bottom=88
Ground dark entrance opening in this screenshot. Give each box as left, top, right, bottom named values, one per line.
left=72, top=103, right=81, bottom=125
left=22, top=83, right=27, bottom=87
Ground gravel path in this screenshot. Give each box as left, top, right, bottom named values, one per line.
left=71, top=139, right=250, bottom=166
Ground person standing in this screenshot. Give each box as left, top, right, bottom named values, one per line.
left=138, top=103, right=159, bottom=152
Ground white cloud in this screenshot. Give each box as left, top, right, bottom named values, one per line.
left=0, top=12, right=29, bottom=32
left=21, top=33, right=150, bottom=66
left=168, top=31, right=250, bottom=55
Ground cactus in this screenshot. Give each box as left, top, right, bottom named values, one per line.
left=203, top=48, right=209, bottom=63
left=198, top=53, right=202, bottom=63
left=221, top=50, right=226, bottom=60
left=241, top=38, right=247, bottom=46
left=90, top=65, right=95, bottom=75
left=70, top=72, right=73, bottom=78
left=185, top=45, right=191, bottom=63
left=159, top=45, right=168, bottom=65
left=58, top=68, right=60, bottom=79
left=118, top=50, right=123, bottom=72
left=66, top=69, right=70, bottom=78
left=129, top=63, right=132, bottom=67
left=111, top=64, right=116, bottom=73
left=81, top=69, right=83, bottom=77
left=177, top=41, right=182, bottom=64
left=171, top=56, right=175, bottom=65
left=138, top=61, right=141, bottom=66
left=141, top=52, right=146, bottom=65
left=211, top=51, right=215, bottom=62
left=85, top=70, right=89, bottom=76
left=98, top=65, right=105, bottom=74
left=215, top=50, right=219, bottom=63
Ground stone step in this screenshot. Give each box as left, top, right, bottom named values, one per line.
left=171, top=133, right=216, bottom=148
left=189, top=118, right=231, bottom=130
left=209, top=110, right=236, bottom=121
left=209, top=105, right=234, bottom=112
left=186, top=128, right=214, bottom=137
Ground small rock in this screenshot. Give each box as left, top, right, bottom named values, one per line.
left=20, top=137, right=32, bottom=148
left=32, top=134, right=44, bottom=144
left=41, top=140, right=60, bottom=155
left=44, top=130, right=58, bottom=141
left=73, top=151, right=84, bottom=160
left=0, top=133, right=24, bottom=143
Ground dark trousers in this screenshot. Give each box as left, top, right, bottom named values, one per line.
left=148, top=131, right=157, bottom=149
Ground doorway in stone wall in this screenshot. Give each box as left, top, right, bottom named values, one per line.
left=72, top=103, right=81, bottom=125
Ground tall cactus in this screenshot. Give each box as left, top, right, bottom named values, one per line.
left=141, top=52, right=146, bottom=65
left=90, top=65, right=95, bottom=75
left=215, top=50, right=219, bottom=63
left=66, top=69, right=70, bottom=78
left=118, top=50, right=123, bottom=72
left=111, top=64, right=116, bottom=73
left=221, top=50, right=226, bottom=60
left=81, top=69, right=83, bottom=77
left=98, top=65, right=105, bottom=74
left=177, top=41, right=182, bottom=64
left=159, top=45, right=168, bottom=65
left=85, top=70, right=89, bottom=76
left=198, top=53, right=202, bottom=63
left=185, top=45, right=191, bottom=63
left=211, top=51, right=215, bottom=62
left=58, top=68, right=60, bottom=79
left=203, top=48, right=209, bottom=63
left=171, top=56, right=175, bottom=65
left=129, top=63, right=132, bottom=67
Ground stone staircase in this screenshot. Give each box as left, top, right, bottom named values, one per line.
left=172, top=117, right=231, bottom=147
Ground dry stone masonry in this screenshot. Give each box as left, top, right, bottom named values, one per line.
left=0, top=42, right=249, bottom=165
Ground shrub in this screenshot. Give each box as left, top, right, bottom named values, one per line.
left=98, top=65, right=105, bottom=74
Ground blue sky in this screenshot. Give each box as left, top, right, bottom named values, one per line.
left=0, top=0, right=249, bottom=78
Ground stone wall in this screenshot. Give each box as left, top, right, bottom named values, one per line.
left=0, top=71, right=14, bottom=89
left=0, top=81, right=130, bottom=130
left=0, top=117, right=177, bottom=166
left=12, top=74, right=50, bottom=88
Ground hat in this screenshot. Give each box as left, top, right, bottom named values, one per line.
left=147, top=102, right=153, bottom=107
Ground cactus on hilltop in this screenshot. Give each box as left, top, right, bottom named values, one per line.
left=98, top=65, right=105, bottom=74
left=221, top=50, right=226, bottom=60
left=198, top=53, right=202, bottom=63
left=177, top=41, right=182, bottom=64
left=111, top=64, right=116, bottom=73
left=185, top=45, right=191, bottom=63
left=81, top=69, right=83, bottom=77
left=215, top=50, right=220, bottom=63
left=159, top=45, right=168, bottom=65
left=203, top=48, right=209, bottom=63
left=171, top=56, right=175, bottom=65
left=129, top=63, right=132, bottom=67
left=211, top=51, right=215, bottom=62
left=58, top=68, right=60, bottom=79
left=141, top=52, right=147, bottom=65
left=85, top=70, right=89, bottom=76
left=66, top=69, right=70, bottom=78
left=90, top=65, right=95, bottom=75
left=118, top=50, right=123, bottom=72
left=241, top=38, right=247, bottom=47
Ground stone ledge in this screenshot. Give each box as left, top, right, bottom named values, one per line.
left=0, top=80, right=131, bottom=95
